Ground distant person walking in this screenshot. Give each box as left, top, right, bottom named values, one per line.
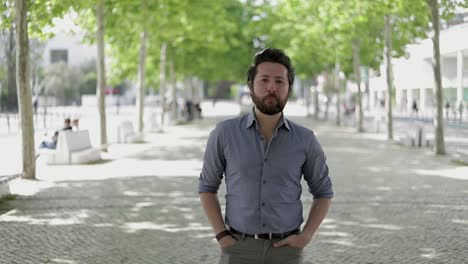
left=33, top=97, right=38, bottom=115
left=412, top=100, right=419, bottom=119
left=199, top=48, right=333, bottom=264
left=445, top=101, right=450, bottom=121
left=458, top=101, right=464, bottom=123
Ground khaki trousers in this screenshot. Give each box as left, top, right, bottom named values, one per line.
left=219, top=233, right=303, bottom=264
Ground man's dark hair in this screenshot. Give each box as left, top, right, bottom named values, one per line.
left=64, top=118, right=71, bottom=125
left=247, top=48, right=295, bottom=91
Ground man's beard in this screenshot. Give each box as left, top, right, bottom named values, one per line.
left=251, top=91, right=287, bottom=115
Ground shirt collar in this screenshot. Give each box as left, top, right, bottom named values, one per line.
left=245, top=107, right=291, bottom=131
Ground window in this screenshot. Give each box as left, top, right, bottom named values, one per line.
left=50, top=49, right=68, bottom=64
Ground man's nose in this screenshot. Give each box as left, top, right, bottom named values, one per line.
left=266, top=81, right=276, bottom=93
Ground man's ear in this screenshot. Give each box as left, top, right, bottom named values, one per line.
left=247, top=81, right=253, bottom=91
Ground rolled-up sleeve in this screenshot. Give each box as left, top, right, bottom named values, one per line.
left=198, top=125, right=226, bottom=193
left=302, top=136, right=334, bottom=199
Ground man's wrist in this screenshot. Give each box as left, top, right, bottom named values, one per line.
left=215, top=230, right=231, bottom=241
left=299, top=230, right=314, bottom=240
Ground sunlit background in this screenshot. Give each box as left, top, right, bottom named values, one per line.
left=0, top=0, right=467, bottom=263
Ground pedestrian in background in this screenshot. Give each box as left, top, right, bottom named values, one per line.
left=412, top=100, right=419, bottom=119
left=199, top=48, right=333, bottom=264
left=445, top=101, right=450, bottom=121
left=458, top=101, right=464, bottom=123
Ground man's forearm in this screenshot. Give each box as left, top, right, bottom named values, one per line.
left=199, top=192, right=227, bottom=234
left=301, top=198, right=332, bottom=239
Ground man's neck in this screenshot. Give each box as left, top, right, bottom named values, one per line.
left=254, top=107, right=282, bottom=133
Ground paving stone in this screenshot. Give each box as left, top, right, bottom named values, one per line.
left=0, top=116, right=467, bottom=263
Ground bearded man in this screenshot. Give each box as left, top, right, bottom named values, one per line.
left=199, top=48, right=334, bottom=264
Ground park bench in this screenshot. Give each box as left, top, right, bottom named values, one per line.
left=39, top=130, right=101, bottom=165
left=0, top=174, right=21, bottom=199
left=398, top=122, right=433, bottom=148
left=117, top=121, right=143, bottom=143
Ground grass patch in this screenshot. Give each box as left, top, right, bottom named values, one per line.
left=0, top=194, right=17, bottom=203
left=451, top=159, right=468, bottom=166
left=84, top=158, right=114, bottom=165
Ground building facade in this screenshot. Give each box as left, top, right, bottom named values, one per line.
left=369, top=21, right=468, bottom=113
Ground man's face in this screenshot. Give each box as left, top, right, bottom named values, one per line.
left=250, top=62, right=290, bottom=115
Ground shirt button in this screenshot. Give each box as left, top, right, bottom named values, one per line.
left=262, top=202, right=265, bottom=206
left=262, top=224, right=266, bottom=227
left=263, top=180, right=266, bottom=184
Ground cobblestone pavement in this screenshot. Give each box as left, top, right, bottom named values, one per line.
left=1, top=115, right=467, bottom=264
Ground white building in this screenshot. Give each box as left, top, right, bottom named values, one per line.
left=41, top=33, right=96, bottom=67
left=369, top=21, right=468, bottom=113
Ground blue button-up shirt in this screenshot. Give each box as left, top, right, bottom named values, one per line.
left=199, top=109, right=333, bottom=234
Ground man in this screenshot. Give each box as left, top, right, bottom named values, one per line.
left=199, top=48, right=333, bottom=264
left=72, top=118, right=80, bottom=131
left=62, top=118, right=73, bottom=131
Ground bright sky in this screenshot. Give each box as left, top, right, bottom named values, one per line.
left=43, top=11, right=83, bottom=35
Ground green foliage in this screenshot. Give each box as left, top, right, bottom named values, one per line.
left=2, top=0, right=468, bottom=101
left=0, top=1, right=14, bottom=29
left=43, top=62, right=81, bottom=104
left=78, top=59, right=97, bottom=95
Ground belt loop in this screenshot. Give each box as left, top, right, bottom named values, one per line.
left=269, top=233, right=272, bottom=240
left=254, top=234, right=259, bottom=240
left=242, top=233, right=246, bottom=239
left=280, top=233, right=284, bottom=240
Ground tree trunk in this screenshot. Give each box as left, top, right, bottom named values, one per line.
left=335, top=60, right=341, bottom=126
left=188, top=77, right=195, bottom=101
left=304, top=80, right=311, bottom=118
left=325, top=96, right=330, bottom=120
left=136, top=27, right=148, bottom=133
left=159, top=43, right=167, bottom=132
left=170, top=53, right=178, bottom=123
left=313, top=84, right=319, bottom=120
left=15, top=0, right=35, bottom=179
left=96, top=0, right=108, bottom=151
left=6, top=26, right=17, bottom=112
left=384, top=14, right=394, bottom=140
left=365, top=67, right=370, bottom=110
left=430, top=0, right=446, bottom=155
left=352, top=39, right=364, bottom=132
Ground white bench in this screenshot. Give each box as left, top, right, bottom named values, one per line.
left=117, top=121, right=143, bottom=143
left=0, top=174, right=21, bottom=198
left=39, top=130, right=101, bottom=165
left=398, top=122, right=433, bottom=148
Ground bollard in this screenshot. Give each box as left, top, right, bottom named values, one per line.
left=6, top=113, right=10, bottom=133
left=414, top=122, right=426, bottom=147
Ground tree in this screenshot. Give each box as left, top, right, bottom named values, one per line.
left=430, top=0, right=446, bottom=155
left=2, top=0, right=75, bottom=179
left=14, top=0, right=35, bottom=179
left=0, top=26, right=17, bottom=111
left=43, top=62, right=81, bottom=105
left=135, top=21, right=147, bottom=132
left=384, top=14, right=394, bottom=139
left=95, top=0, right=108, bottom=151
left=375, top=0, right=430, bottom=140
left=104, top=0, right=258, bottom=129
left=78, top=59, right=97, bottom=95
